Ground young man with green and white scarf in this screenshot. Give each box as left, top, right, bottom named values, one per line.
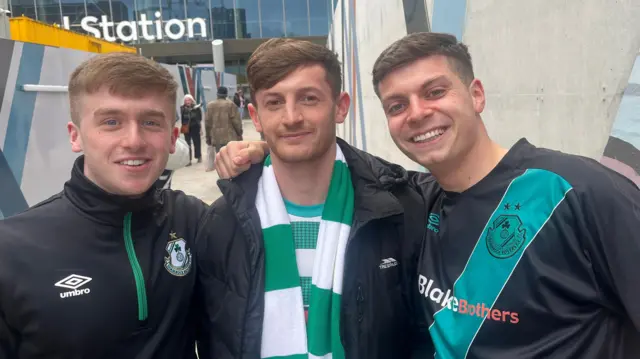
left=195, top=38, right=431, bottom=358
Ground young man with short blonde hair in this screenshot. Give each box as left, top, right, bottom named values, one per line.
left=0, top=52, right=208, bottom=358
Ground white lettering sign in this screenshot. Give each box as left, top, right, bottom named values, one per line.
left=62, top=12, right=207, bottom=43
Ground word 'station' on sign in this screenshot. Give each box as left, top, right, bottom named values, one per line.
left=62, top=13, right=208, bottom=42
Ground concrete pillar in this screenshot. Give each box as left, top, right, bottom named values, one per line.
left=0, top=0, right=10, bottom=40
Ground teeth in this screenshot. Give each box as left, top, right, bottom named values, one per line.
left=413, top=128, right=445, bottom=143
left=120, top=159, right=147, bottom=166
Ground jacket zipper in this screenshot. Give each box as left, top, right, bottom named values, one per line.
left=123, top=212, right=149, bottom=321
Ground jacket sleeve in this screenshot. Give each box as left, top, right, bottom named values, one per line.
left=204, top=103, right=213, bottom=138
left=194, top=200, right=261, bottom=358
left=230, top=105, right=243, bottom=139
left=580, top=167, right=640, bottom=330
left=196, top=106, right=204, bottom=124
left=179, top=106, right=186, bottom=125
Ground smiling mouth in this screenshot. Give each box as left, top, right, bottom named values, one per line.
left=282, top=132, right=310, bottom=138
left=118, top=159, right=149, bottom=167
left=412, top=128, right=446, bottom=143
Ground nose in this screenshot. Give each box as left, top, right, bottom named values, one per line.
left=121, top=123, right=147, bottom=150
left=406, top=95, right=434, bottom=125
left=282, top=101, right=303, bottom=126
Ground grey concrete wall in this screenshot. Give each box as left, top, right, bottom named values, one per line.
left=0, top=0, right=10, bottom=40
left=464, top=0, right=640, bottom=159
left=329, top=0, right=424, bottom=171
left=329, top=0, right=640, bottom=186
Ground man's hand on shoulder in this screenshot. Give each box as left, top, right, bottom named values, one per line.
left=215, top=140, right=269, bottom=179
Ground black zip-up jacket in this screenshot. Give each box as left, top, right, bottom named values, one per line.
left=0, top=156, right=208, bottom=358
left=196, top=138, right=432, bottom=358
left=181, top=104, right=203, bottom=128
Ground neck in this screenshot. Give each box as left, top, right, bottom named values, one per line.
left=271, top=143, right=336, bottom=206
left=431, top=131, right=508, bottom=193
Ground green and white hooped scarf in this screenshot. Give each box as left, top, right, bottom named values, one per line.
left=256, top=145, right=354, bottom=359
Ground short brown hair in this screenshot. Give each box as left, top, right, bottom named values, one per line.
left=372, top=32, right=475, bottom=96
left=68, top=52, right=178, bottom=125
left=246, top=38, right=342, bottom=103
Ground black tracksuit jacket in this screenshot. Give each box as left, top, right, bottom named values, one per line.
left=0, top=156, right=208, bottom=358
left=195, top=138, right=432, bottom=358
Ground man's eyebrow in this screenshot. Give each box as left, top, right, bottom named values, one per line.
left=137, top=109, right=166, bottom=118
left=94, top=108, right=125, bottom=117
left=381, top=75, right=449, bottom=103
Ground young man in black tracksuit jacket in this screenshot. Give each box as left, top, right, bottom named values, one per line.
left=0, top=53, right=210, bottom=358
left=196, top=138, right=431, bottom=358
left=0, top=156, right=207, bottom=358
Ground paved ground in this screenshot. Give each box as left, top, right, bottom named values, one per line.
left=171, top=119, right=261, bottom=204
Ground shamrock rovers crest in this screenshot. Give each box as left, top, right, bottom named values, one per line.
left=164, top=232, right=193, bottom=276
left=486, top=215, right=527, bottom=259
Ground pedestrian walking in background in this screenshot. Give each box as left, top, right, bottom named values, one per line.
left=180, top=94, right=203, bottom=166
left=204, top=86, right=242, bottom=171
left=233, top=88, right=246, bottom=119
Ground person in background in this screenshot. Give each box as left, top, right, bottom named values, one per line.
left=233, top=88, right=246, bottom=119
left=204, top=86, right=242, bottom=171
left=180, top=94, right=203, bottom=166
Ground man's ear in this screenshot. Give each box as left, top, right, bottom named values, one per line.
left=67, top=121, right=83, bottom=153
left=469, top=78, right=486, bottom=114
left=169, top=126, right=179, bottom=154
left=248, top=103, right=262, bottom=133
left=335, top=92, right=351, bottom=124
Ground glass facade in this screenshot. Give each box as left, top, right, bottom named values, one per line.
left=9, top=0, right=333, bottom=43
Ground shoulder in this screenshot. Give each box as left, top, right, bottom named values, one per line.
left=203, top=196, right=237, bottom=226
left=159, top=189, right=209, bottom=220
left=515, top=142, right=639, bottom=209
left=0, top=193, right=65, bottom=253
left=194, top=196, right=247, bottom=258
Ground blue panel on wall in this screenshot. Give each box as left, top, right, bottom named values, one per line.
left=4, top=43, right=45, bottom=185
left=0, top=146, right=29, bottom=218
left=431, top=0, right=467, bottom=40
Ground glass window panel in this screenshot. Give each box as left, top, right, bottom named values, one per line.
left=111, top=0, right=135, bottom=21
left=35, top=0, right=61, bottom=24
left=160, top=0, right=187, bottom=42
left=59, top=0, right=86, bottom=33
left=161, top=0, right=183, bottom=19
left=111, top=0, right=137, bottom=43
left=259, top=0, right=283, bottom=38
left=135, top=0, right=161, bottom=43
left=210, top=0, right=233, bottom=39
left=233, top=0, right=258, bottom=38
left=160, top=0, right=182, bottom=20
left=11, top=0, right=38, bottom=20
left=85, top=0, right=113, bottom=39
left=185, top=0, right=210, bottom=40
left=86, top=0, right=109, bottom=18
left=308, top=0, right=329, bottom=36
left=283, top=0, right=307, bottom=37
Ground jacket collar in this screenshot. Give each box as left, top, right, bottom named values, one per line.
left=337, top=138, right=405, bottom=224
left=63, top=156, right=159, bottom=226
left=218, top=138, right=406, bottom=222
